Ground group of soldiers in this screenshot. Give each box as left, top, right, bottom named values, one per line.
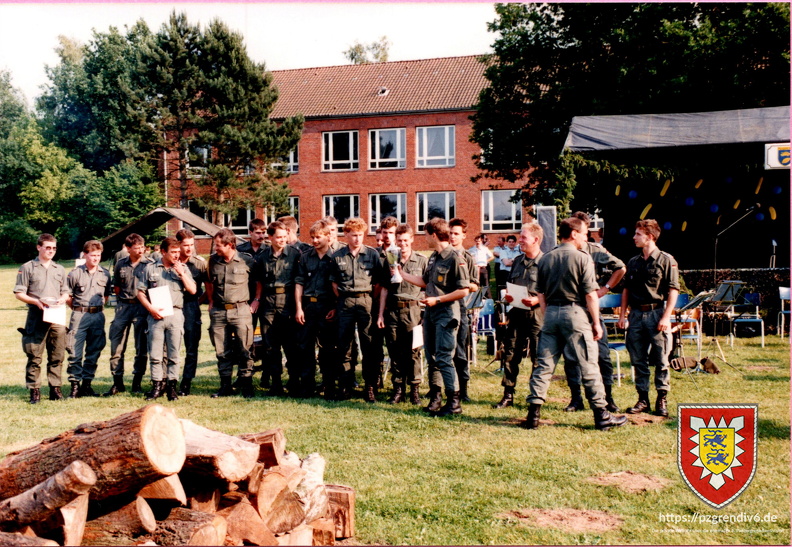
left=15, top=210, right=678, bottom=430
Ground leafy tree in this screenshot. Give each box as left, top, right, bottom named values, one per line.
left=344, top=36, right=390, bottom=64
left=472, top=3, right=791, bottom=213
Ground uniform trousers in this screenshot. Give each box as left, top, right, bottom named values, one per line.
left=528, top=304, right=606, bottom=408
left=22, top=306, right=65, bottom=389
left=108, top=301, right=148, bottom=378
left=295, top=298, right=336, bottom=393
left=500, top=306, right=543, bottom=388
left=383, top=303, right=423, bottom=386
left=563, top=315, right=614, bottom=387
left=423, top=304, right=459, bottom=392
left=66, top=310, right=106, bottom=382
left=260, top=303, right=299, bottom=388
left=335, top=294, right=377, bottom=388
left=452, top=306, right=471, bottom=386
left=181, top=300, right=202, bottom=380
left=626, top=308, right=671, bottom=392
left=210, top=304, right=254, bottom=379
left=147, top=310, right=184, bottom=382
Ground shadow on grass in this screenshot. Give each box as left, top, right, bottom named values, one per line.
left=741, top=374, right=791, bottom=382
left=758, top=418, right=790, bottom=440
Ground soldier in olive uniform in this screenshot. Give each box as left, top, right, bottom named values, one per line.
left=252, top=221, right=301, bottom=396
left=65, top=240, right=112, bottom=398
left=137, top=237, right=196, bottom=401
left=206, top=228, right=256, bottom=398
left=237, top=219, right=270, bottom=385
left=524, top=217, right=627, bottom=431
left=279, top=215, right=312, bottom=254
left=618, top=219, right=679, bottom=418
left=448, top=218, right=479, bottom=402
left=175, top=229, right=207, bottom=396
left=494, top=222, right=544, bottom=409
left=14, top=233, right=69, bottom=404
left=562, top=212, right=626, bottom=413
left=106, top=234, right=153, bottom=396
left=398, top=218, right=470, bottom=416
left=377, top=224, right=427, bottom=405
left=329, top=217, right=388, bottom=402
left=295, top=219, right=338, bottom=398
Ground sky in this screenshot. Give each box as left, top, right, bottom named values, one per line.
left=0, top=2, right=498, bottom=105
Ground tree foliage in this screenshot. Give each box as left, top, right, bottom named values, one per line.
left=344, top=36, right=390, bottom=64
left=472, top=3, right=791, bottom=213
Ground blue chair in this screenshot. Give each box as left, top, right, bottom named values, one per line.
left=473, top=298, right=499, bottom=372
left=778, top=287, right=790, bottom=340
left=729, top=292, right=765, bottom=348
left=672, top=293, right=702, bottom=359
left=598, top=293, right=632, bottom=385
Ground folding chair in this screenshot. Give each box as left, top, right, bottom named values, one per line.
left=778, top=286, right=790, bottom=340
left=473, top=298, right=501, bottom=374
left=672, top=293, right=702, bottom=359
left=598, top=293, right=631, bottom=385
left=729, top=292, right=765, bottom=348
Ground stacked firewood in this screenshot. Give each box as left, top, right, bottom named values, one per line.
left=0, top=405, right=355, bottom=546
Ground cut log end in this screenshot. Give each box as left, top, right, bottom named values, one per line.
left=141, top=405, right=187, bottom=476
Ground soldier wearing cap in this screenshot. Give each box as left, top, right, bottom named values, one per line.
left=175, top=228, right=207, bottom=396
left=494, top=222, right=544, bottom=409
left=206, top=228, right=256, bottom=398
left=137, top=237, right=196, bottom=401
left=618, top=219, right=679, bottom=418
left=14, top=233, right=69, bottom=404
left=524, top=217, right=627, bottom=431
left=65, top=240, right=112, bottom=398
left=562, top=211, right=626, bottom=413
left=398, top=217, right=470, bottom=416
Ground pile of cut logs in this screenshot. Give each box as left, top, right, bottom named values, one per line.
left=0, top=405, right=355, bottom=546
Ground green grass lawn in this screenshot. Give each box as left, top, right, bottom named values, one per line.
left=0, top=262, right=788, bottom=545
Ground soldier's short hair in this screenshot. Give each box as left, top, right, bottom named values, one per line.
left=160, top=237, right=179, bottom=253
left=125, top=233, right=144, bottom=247
left=636, top=219, right=661, bottom=241
left=214, top=228, right=237, bottom=247
left=309, top=219, right=332, bottom=237
left=37, top=233, right=56, bottom=246
left=522, top=221, right=544, bottom=243
left=449, top=218, right=468, bottom=232
left=249, top=218, right=266, bottom=232
left=82, top=240, right=103, bottom=253
left=175, top=228, right=195, bottom=242
left=379, top=216, right=399, bottom=231
left=506, top=234, right=517, bottom=242
left=559, top=217, right=587, bottom=240
left=572, top=211, right=591, bottom=225
left=395, top=224, right=414, bottom=237
left=267, top=221, right=288, bottom=237
left=343, top=217, right=368, bottom=234
left=277, top=215, right=299, bottom=233
left=425, top=218, right=450, bottom=241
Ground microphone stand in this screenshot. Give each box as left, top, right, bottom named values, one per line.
left=713, top=207, right=756, bottom=286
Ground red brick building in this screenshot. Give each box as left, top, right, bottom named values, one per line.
left=174, top=55, right=525, bottom=252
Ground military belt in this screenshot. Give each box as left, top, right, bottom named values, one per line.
left=636, top=303, right=662, bottom=312
left=223, top=302, right=249, bottom=310
left=263, top=287, right=287, bottom=295
left=396, top=300, right=419, bottom=309
left=119, top=297, right=138, bottom=304
left=72, top=305, right=103, bottom=313
left=341, top=291, right=369, bottom=297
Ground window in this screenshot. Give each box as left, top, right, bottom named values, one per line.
left=482, top=190, right=523, bottom=231
left=288, top=196, right=300, bottom=225
left=187, top=200, right=251, bottom=235
left=370, top=193, right=406, bottom=233
left=416, top=126, right=455, bottom=168
left=369, top=128, right=406, bottom=169
left=323, top=131, right=358, bottom=171
left=416, top=191, right=455, bottom=232
left=286, top=148, right=299, bottom=173
left=262, top=197, right=299, bottom=228
left=323, top=195, right=360, bottom=233
left=187, top=144, right=211, bottom=178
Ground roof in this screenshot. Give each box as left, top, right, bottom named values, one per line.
left=563, top=106, right=791, bottom=152
left=269, top=55, right=488, bottom=119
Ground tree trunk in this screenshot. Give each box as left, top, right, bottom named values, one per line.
left=0, top=405, right=185, bottom=502
left=238, top=429, right=286, bottom=467
left=264, top=489, right=305, bottom=535
left=148, top=507, right=227, bottom=546
left=217, top=494, right=277, bottom=546
left=180, top=420, right=259, bottom=483
left=325, top=485, right=355, bottom=539
left=0, top=532, right=59, bottom=546
left=81, top=497, right=156, bottom=546
left=33, top=493, right=89, bottom=547
left=307, top=518, right=335, bottom=546
left=188, top=487, right=222, bottom=514
left=139, top=474, right=187, bottom=506
left=0, top=461, right=96, bottom=532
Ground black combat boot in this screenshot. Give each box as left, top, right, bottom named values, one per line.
left=388, top=385, right=405, bottom=404
left=178, top=377, right=192, bottom=396
left=564, top=386, right=585, bottom=412
left=79, top=380, right=100, bottom=398
left=103, top=376, right=125, bottom=397
left=593, top=407, right=629, bottom=431
left=364, top=385, right=377, bottom=404
left=69, top=381, right=81, bottom=398
left=604, top=384, right=620, bottom=413
left=653, top=390, right=669, bottom=417
left=523, top=404, right=542, bottom=429
left=423, top=386, right=443, bottom=413
left=493, top=386, right=514, bottom=409
left=49, top=386, right=64, bottom=401
left=626, top=390, right=651, bottom=414
left=435, top=390, right=462, bottom=417
left=130, top=374, right=144, bottom=394
left=145, top=380, right=166, bottom=401
left=240, top=377, right=255, bottom=399
left=409, top=384, right=421, bottom=405
left=459, top=380, right=471, bottom=403
left=29, top=388, right=41, bottom=405
left=211, top=377, right=235, bottom=398
left=166, top=380, right=179, bottom=401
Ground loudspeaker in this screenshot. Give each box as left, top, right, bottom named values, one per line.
left=535, top=205, right=557, bottom=253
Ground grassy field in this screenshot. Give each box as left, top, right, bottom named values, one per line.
left=0, top=262, right=788, bottom=545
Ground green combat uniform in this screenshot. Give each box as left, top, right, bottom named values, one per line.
left=66, top=264, right=111, bottom=387
left=108, top=255, right=153, bottom=383
left=14, top=258, right=69, bottom=391
left=180, top=256, right=207, bottom=386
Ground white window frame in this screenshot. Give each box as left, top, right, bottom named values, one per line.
left=416, top=125, right=455, bottom=168
left=416, top=191, right=455, bottom=233
left=323, top=195, right=360, bottom=233
left=481, top=190, right=523, bottom=232
left=369, top=128, right=406, bottom=169
left=322, top=131, right=359, bottom=171
left=369, top=193, right=407, bottom=234
left=228, top=208, right=255, bottom=235
left=187, top=144, right=211, bottom=178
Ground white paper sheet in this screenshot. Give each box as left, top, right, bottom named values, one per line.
left=411, top=325, right=424, bottom=349
left=506, top=282, right=531, bottom=310
left=148, top=286, right=174, bottom=317
left=43, top=304, right=67, bottom=326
